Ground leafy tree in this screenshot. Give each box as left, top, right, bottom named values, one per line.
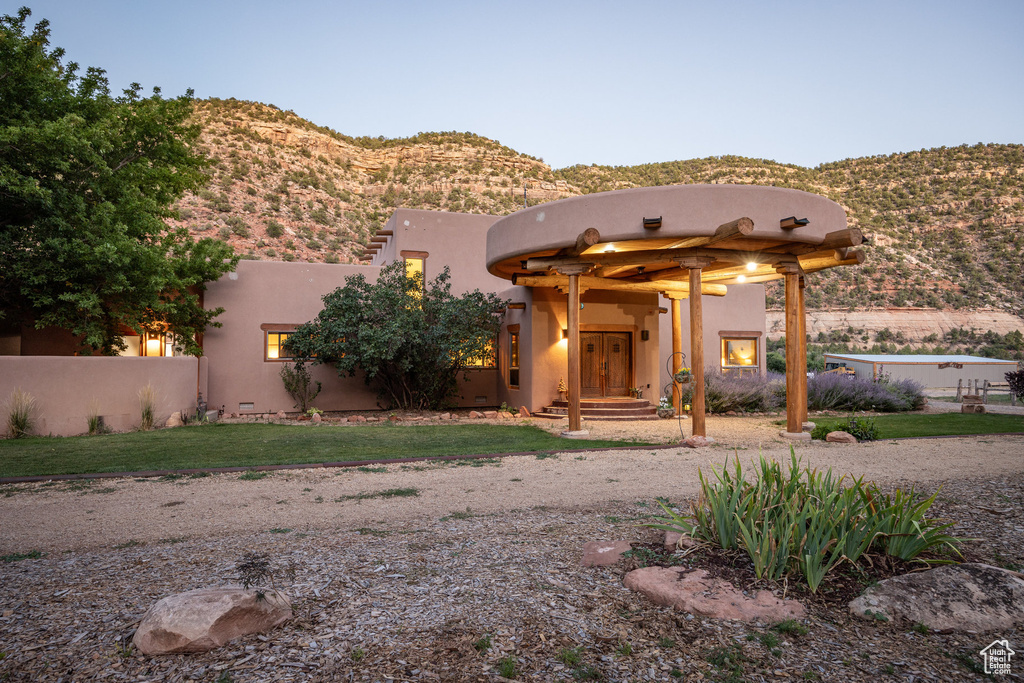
left=286, top=262, right=508, bottom=409
left=0, top=7, right=237, bottom=355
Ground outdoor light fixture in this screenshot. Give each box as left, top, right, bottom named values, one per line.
left=643, top=216, right=662, bottom=229
left=746, top=262, right=757, bottom=271
left=737, top=275, right=747, bottom=283
left=145, top=335, right=162, bottom=356
left=562, top=328, right=568, bottom=339
left=780, top=216, right=810, bottom=229
left=684, top=404, right=691, bottom=412
left=641, top=330, right=650, bottom=341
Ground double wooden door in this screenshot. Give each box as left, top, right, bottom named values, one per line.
left=580, top=332, right=631, bottom=398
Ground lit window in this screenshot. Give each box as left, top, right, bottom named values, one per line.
left=721, top=337, right=758, bottom=374
left=508, top=330, right=520, bottom=387
left=266, top=331, right=295, bottom=361
left=465, top=340, right=496, bottom=368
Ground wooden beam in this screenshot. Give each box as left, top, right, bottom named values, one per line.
left=799, top=249, right=865, bottom=273
left=663, top=217, right=754, bottom=250
left=567, top=273, right=582, bottom=432
left=570, top=228, right=601, bottom=256
left=774, top=228, right=863, bottom=256
left=513, top=274, right=727, bottom=297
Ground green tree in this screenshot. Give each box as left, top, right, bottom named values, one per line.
left=286, top=262, right=508, bottom=409
left=0, top=8, right=237, bottom=355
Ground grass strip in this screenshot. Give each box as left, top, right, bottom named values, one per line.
left=0, top=423, right=653, bottom=478
left=813, top=412, right=1024, bottom=439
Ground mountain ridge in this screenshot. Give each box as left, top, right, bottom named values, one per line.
left=170, top=98, right=1024, bottom=330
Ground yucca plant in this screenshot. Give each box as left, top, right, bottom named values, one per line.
left=6, top=388, right=36, bottom=438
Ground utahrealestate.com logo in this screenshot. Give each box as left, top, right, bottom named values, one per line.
left=980, top=639, right=1015, bottom=676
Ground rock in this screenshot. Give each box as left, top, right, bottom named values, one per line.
left=664, top=531, right=697, bottom=552
left=275, top=410, right=287, bottom=419
left=624, top=567, right=805, bottom=622
left=483, top=410, right=498, bottom=419
left=469, top=411, right=482, bottom=419
left=681, top=435, right=715, bottom=448
left=388, top=414, right=399, bottom=422
left=365, top=417, right=380, bottom=422
left=849, top=563, right=1024, bottom=631
left=779, top=430, right=812, bottom=441
left=519, top=406, right=531, bottom=418
left=165, top=412, right=183, bottom=428
left=439, top=413, right=451, bottom=420
left=311, top=412, right=322, bottom=424
left=825, top=430, right=857, bottom=443
left=725, top=410, right=738, bottom=416
left=582, top=540, right=632, bottom=567
left=133, top=587, right=291, bottom=655
left=350, top=415, right=366, bottom=423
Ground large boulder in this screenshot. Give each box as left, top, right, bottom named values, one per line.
left=825, top=430, right=857, bottom=443
left=625, top=567, right=805, bottom=622
left=849, top=563, right=1024, bottom=631
left=133, top=587, right=291, bottom=655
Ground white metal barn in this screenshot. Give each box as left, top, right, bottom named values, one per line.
left=822, top=354, right=1019, bottom=388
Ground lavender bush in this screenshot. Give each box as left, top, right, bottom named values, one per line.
left=678, top=371, right=924, bottom=414
left=806, top=373, right=924, bottom=412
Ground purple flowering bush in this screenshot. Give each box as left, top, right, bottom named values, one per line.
left=806, top=373, right=924, bottom=412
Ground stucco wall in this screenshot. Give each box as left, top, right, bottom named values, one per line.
left=657, top=284, right=768, bottom=400
left=0, top=356, right=205, bottom=437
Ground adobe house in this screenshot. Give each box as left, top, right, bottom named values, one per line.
left=1, top=185, right=860, bottom=439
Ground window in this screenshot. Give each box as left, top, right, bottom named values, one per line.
left=266, top=331, right=295, bottom=361
left=721, top=337, right=758, bottom=375
left=401, top=250, right=428, bottom=295
left=508, top=328, right=520, bottom=387
left=465, top=339, right=496, bottom=368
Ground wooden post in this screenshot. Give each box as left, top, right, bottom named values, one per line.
left=983, top=380, right=990, bottom=405
left=567, top=273, right=582, bottom=432
left=679, top=257, right=713, bottom=437
left=798, top=276, right=808, bottom=425
left=778, top=263, right=803, bottom=434
left=956, top=378, right=963, bottom=402
left=555, top=264, right=591, bottom=433
left=665, top=294, right=685, bottom=411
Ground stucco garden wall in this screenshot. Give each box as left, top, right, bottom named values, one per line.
left=0, top=356, right=206, bottom=437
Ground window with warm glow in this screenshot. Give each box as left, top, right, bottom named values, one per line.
left=508, top=330, right=520, bottom=387
left=721, top=338, right=758, bottom=372
left=405, top=257, right=424, bottom=290
left=465, top=339, right=496, bottom=368
left=266, top=331, right=295, bottom=361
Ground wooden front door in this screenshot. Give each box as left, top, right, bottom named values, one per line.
left=580, top=332, right=631, bottom=398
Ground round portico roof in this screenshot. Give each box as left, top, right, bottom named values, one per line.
left=486, top=185, right=860, bottom=293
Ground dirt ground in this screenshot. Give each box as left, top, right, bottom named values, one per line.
left=1, top=414, right=1022, bottom=682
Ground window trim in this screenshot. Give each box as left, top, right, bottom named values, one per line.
left=261, top=324, right=298, bottom=362
left=720, top=334, right=760, bottom=373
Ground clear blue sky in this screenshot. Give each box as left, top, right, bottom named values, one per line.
left=16, top=0, right=1024, bottom=169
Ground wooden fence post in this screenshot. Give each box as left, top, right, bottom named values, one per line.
left=956, top=378, right=962, bottom=402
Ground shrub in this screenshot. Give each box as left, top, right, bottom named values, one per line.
left=138, top=384, right=156, bottom=431
left=679, top=370, right=784, bottom=413
left=6, top=388, right=36, bottom=438
left=646, top=452, right=960, bottom=592
left=1007, top=369, right=1024, bottom=400
left=810, top=415, right=878, bottom=441
left=280, top=362, right=321, bottom=413
left=806, top=373, right=923, bottom=412
left=265, top=219, right=285, bottom=238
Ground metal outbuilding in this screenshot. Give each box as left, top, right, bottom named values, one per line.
left=823, top=353, right=1019, bottom=388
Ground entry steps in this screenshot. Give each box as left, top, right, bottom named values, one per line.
left=533, top=397, right=659, bottom=421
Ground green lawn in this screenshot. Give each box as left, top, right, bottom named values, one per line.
left=813, top=412, right=1024, bottom=439
left=0, top=423, right=654, bottom=478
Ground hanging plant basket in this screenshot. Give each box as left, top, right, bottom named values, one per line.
left=674, top=371, right=692, bottom=384
left=657, top=408, right=676, bottom=419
